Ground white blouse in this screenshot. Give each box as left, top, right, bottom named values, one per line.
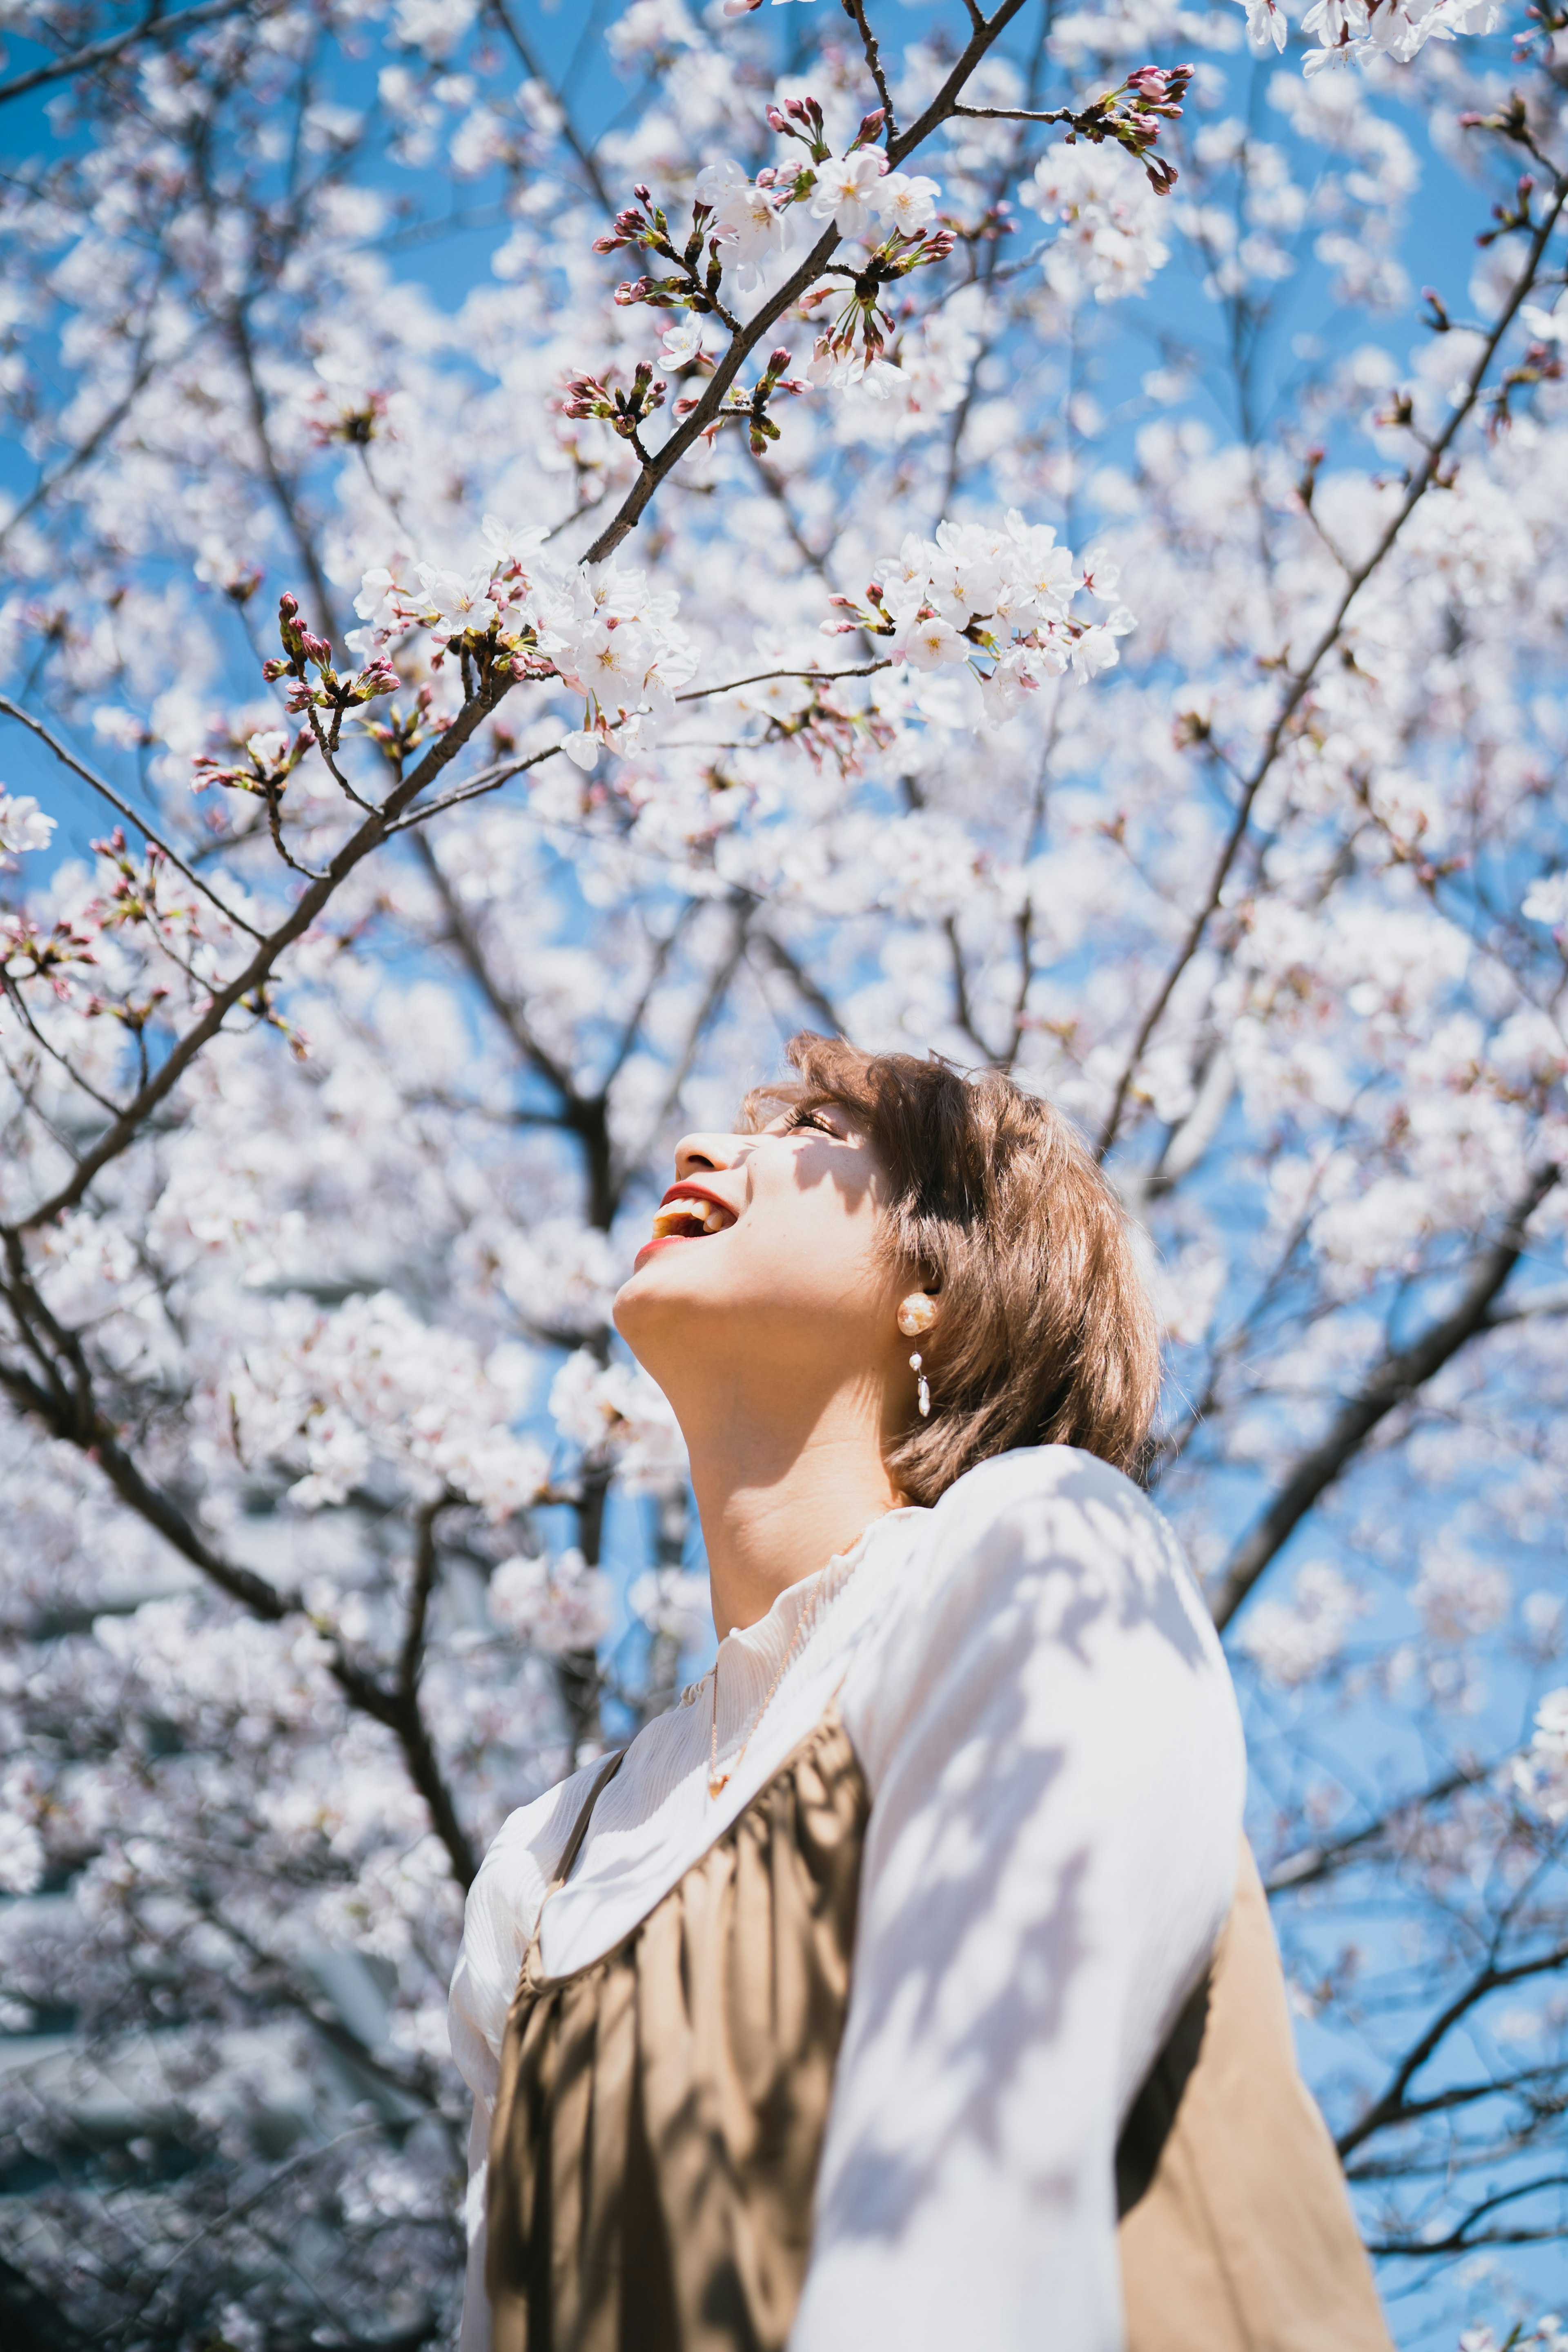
left=449, top=1445, right=1247, bottom=2352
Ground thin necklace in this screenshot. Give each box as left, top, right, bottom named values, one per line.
left=708, top=1555, right=861, bottom=1800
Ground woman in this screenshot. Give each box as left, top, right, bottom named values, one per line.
left=450, top=1035, right=1393, bottom=2352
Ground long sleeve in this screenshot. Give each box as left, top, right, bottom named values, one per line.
left=798, top=1447, right=1246, bottom=2352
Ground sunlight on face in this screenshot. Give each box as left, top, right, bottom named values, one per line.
left=612, top=1105, right=900, bottom=1393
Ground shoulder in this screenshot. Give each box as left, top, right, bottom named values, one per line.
left=930, top=1440, right=1154, bottom=1535
left=446, top=1757, right=604, bottom=2096
left=923, top=1443, right=1209, bottom=1635
left=843, top=1445, right=1236, bottom=1783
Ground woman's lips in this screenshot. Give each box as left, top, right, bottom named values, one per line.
left=633, top=1231, right=712, bottom=1271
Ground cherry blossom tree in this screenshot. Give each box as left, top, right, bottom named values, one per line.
left=1, top=1, right=1567, bottom=2344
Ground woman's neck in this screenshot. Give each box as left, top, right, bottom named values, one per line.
left=686, top=1398, right=904, bottom=1639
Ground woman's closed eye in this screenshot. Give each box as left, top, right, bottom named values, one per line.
left=785, top=1107, right=840, bottom=1138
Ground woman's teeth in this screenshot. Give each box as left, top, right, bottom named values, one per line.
left=651, top=1200, right=730, bottom=1239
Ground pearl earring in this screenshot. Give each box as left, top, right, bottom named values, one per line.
left=897, top=1295, right=935, bottom=1418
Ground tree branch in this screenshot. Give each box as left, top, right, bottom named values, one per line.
left=1336, top=1938, right=1568, bottom=2159
left=0, top=1256, right=478, bottom=1884
left=842, top=0, right=897, bottom=137
left=0, top=694, right=265, bottom=939
left=1095, top=169, right=1568, bottom=1162
left=0, top=0, right=252, bottom=107
left=580, top=0, right=1031, bottom=568
left=1265, top=1755, right=1499, bottom=1893
left=7, top=678, right=510, bottom=1234
left=410, top=831, right=620, bottom=1227
left=1211, top=1164, right=1561, bottom=1632
left=1363, top=2173, right=1568, bottom=2256
left=748, top=926, right=845, bottom=1035
left=485, top=0, right=613, bottom=216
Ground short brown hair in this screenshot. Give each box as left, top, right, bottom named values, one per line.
left=743, top=1034, right=1161, bottom=1505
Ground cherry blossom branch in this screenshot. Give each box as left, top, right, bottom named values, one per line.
left=1096, top=165, right=1568, bottom=1163
left=580, top=0, right=1031, bottom=567
left=0, top=696, right=264, bottom=939
left=842, top=0, right=898, bottom=140
left=1337, top=1938, right=1568, bottom=2159
left=120, top=2119, right=394, bottom=2332
left=1362, top=2174, right=1568, bottom=2255
left=0, top=314, right=187, bottom=558
left=484, top=0, right=614, bottom=217
left=412, top=834, right=620, bottom=1228
left=383, top=742, right=564, bottom=832
left=1264, top=1756, right=1501, bottom=1894
left=7, top=679, right=510, bottom=1236
left=1210, top=1164, right=1561, bottom=1633
left=1345, top=2060, right=1568, bottom=2141
left=0, top=1248, right=479, bottom=1884
left=647, top=901, right=751, bottom=1137
left=674, top=659, right=891, bottom=703
left=744, top=446, right=840, bottom=578
left=228, top=301, right=341, bottom=640
left=398, top=1496, right=447, bottom=1700
left=0, top=972, right=125, bottom=1119
left=603, top=906, right=697, bottom=1093
left=0, top=0, right=252, bottom=107
left=945, top=913, right=999, bottom=1063
left=748, top=927, right=846, bottom=1035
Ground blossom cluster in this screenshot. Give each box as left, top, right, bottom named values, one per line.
left=1241, top=0, right=1499, bottom=70
left=354, top=516, right=697, bottom=770
left=827, top=511, right=1134, bottom=716
left=224, top=1291, right=547, bottom=1517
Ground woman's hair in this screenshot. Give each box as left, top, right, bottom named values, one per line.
left=742, top=1033, right=1162, bottom=1505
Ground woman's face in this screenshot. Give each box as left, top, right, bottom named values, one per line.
left=612, top=1103, right=910, bottom=1412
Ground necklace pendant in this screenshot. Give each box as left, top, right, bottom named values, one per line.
left=707, top=1768, right=731, bottom=1799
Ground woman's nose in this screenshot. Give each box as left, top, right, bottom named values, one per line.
left=673, top=1131, right=745, bottom=1181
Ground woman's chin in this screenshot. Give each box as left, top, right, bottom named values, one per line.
left=612, top=1249, right=685, bottom=1338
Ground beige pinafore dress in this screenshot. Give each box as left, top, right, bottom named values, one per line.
left=486, top=1709, right=1393, bottom=2352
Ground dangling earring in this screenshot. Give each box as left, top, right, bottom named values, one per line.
left=897, top=1294, right=935, bottom=1418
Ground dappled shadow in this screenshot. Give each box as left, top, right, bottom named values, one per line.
left=817, top=1449, right=1225, bottom=2249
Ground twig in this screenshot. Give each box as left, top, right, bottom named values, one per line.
left=0, top=0, right=252, bottom=107
left=384, top=742, right=563, bottom=832
left=9, top=678, right=510, bottom=1233
left=1265, top=1756, right=1500, bottom=1893
left=1211, top=1166, right=1562, bottom=1632
left=842, top=0, right=897, bottom=138
left=0, top=693, right=265, bottom=939
left=485, top=0, right=613, bottom=216
left=675, top=660, right=891, bottom=704
left=579, top=0, right=1031, bottom=569
left=1094, top=169, right=1568, bottom=1162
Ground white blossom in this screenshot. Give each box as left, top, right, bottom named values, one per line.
left=809, top=150, right=890, bottom=241
left=489, top=1549, right=613, bottom=1655
left=0, top=792, right=54, bottom=859
left=1238, top=1563, right=1371, bottom=1687
left=1020, top=143, right=1170, bottom=304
